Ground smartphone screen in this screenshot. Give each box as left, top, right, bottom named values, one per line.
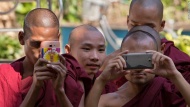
left=122, top=52, right=154, bottom=70
left=40, top=41, right=60, bottom=63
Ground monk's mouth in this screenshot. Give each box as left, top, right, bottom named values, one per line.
left=86, top=64, right=100, bottom=69
left=132, top=73, right=146, bottom=77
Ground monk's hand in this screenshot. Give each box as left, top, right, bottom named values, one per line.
left=33, top=58, right=55, bottom=88
left=146, top=50, right=180, bottom=79
left=98, top=50, right=129, bottom=83
left=46, top=54, right=67, bottom=91
left=99, top=49, right=120, bottom=71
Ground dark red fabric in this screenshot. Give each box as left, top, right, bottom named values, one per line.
left=9, top=55, right=89, bottom=107
left=123, top=77, right=186, bottom=107
left=1, top=54, right=116, bottom=107
left=161, top=38, right=190, bottom=83
left=115, top=38, right=190, bottom=88
left=0, top=64, right=22, bottom=107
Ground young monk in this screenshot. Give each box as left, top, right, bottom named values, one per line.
left=85, top=25, right=190, bottom=107
left=0, top=8, right=88, bottom=107
left=115, top=0, right=190, bottom=87
left=64, top=24, right=117, bottom=106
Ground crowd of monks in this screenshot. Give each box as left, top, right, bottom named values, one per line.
left=0, top=0, right=190, bottom=107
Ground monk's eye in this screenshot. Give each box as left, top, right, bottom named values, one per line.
left=99, top=48, right=105, bottom=53
left=30, top=41, right=41, bottom=48
left=82, top=47, right=90, bottom=51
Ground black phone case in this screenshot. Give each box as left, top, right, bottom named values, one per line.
left=122, top=53, right=154, bottom=69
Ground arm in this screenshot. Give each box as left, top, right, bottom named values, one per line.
left=85, top=76, right=107, bottom=107
left=20, top=59, right=54, bottom=107
left=47, top=55, right=73, bottom=107
left=78, top=81, right=85, bottom=107
left=55, top=88, right=73, bottom=107
left=147, top=50, right=190, bottom=107
left=20, top=82, right=41, bottom=107
left=169, top=72, right=190, bottom=107
left=85, top=51, right=129, bottom=107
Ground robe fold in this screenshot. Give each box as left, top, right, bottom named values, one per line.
left=115, top=38, right=190, bottom=88
left=0, top=53, right=117, bottom=107
left=123, top=77, right=186, bottom=107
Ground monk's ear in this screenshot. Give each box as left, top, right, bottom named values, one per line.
left=58, top=32, right=61, bottom=40
left=127, top=15, right=129, bottom=26
left=161, top=43, right=166, bottom=54
left=65, top=44, right=71, bottom=53
left=18, top=31, right=25, bottom=45
left=160, top=20, right=165, bottom=31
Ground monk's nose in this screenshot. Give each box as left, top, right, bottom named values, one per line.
left=90, top=50, right=99, bottom=61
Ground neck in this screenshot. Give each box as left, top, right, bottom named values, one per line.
left=22, top=58, right=34, bottom=79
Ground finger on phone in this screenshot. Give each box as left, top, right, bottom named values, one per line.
left=59, top=54, right=66, bottom=65
left=36, top=71, right=56, bottom=78
left=117, top=50, right=128, bottom=56
left=35, top=58, right=50, bottom=66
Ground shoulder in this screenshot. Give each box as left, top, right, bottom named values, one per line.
left=0, top=63, right=21, bottom=90
left=99, top=92, right=120, bottom=107
left=0, top=63, right=19, bottom=77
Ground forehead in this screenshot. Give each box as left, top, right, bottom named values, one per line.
left=122, top=37, right=156, bottom=52
left=29, top=26, right=59, bottom=41
left=129, top=4, right=160, bottom=23
left=75, top=30, right=105, bottom=46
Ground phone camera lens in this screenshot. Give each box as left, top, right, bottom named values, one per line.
left=49, top=45, right=52, bottom=47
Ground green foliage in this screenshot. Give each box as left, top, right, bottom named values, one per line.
left=0, top=35, right=23, bottom=59
left=161, top=29, right=190, bottom=55
left=62, top=0, right=82, bottom=23
left=162, top=0, right=188, bottom=21
left=15, top=2, right=36, bottom=26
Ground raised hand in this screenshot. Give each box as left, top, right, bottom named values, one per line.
left=46, top=54, right=67, bottom=91
left=146, top=50, right=179, bottom=79
left=99, top=49, right=120, bottom=71
left=99, top=50, right=129, bottom=83
left=33, top=58, right=55, bottom=88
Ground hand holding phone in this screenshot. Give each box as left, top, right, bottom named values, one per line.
left=40, top=41, right=60, bottom=63
left=122, top=52, right=154, bottom=70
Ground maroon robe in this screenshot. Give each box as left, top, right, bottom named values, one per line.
left=0, top=54, right=116, bottom=107
left=115, top=38, right=190, bottom=88
left=123, top=77, right=186, bottom=107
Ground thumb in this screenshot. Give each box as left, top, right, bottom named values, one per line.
left=117, top=50, right=128, bottom=56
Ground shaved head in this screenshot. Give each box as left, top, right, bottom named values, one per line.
left=68, top=24, right=104, bottom=47
left=121, top=26, right=161, bottom=51
left=130, top=0, right=163, bottom=21
left=23, top=8, right=59, bottom=37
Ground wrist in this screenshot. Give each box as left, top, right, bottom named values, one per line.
left=168, top=70, right=182, bottom=82
left=96, top=76, right=108, bottom=86
left=55, top=87, right=65, bottom=95
left=31, top=82, right=42, bottom=91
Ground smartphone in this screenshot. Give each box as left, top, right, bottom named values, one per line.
left=40, top=41, right=60, bottom=63
left=122, top=52, right=154, bottom=70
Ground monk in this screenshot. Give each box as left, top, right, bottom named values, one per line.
left=64, top=25, right=117, bottom=106
left=115, top=0, right=190, bottom=87
left=85, top=25, right=190, bottom=107
left=0, top=8, right=87, bottom=107
left=12, top=8, right=75, bottom=107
